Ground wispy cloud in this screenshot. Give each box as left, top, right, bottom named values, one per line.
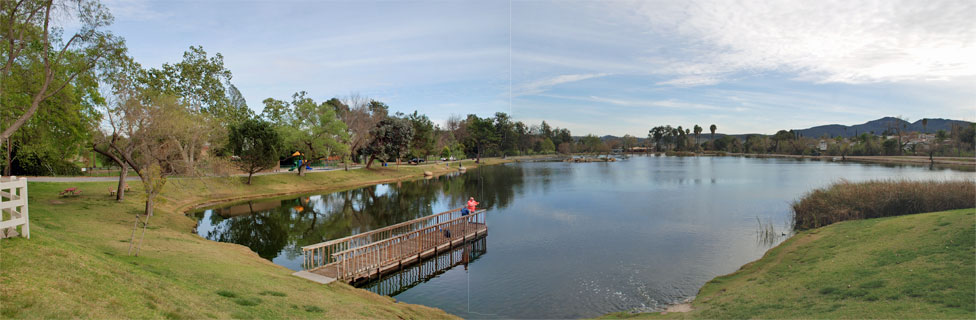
left=516, top=73, right=611, bottom=96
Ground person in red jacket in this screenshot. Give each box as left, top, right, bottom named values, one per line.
left=462, top=197, right=479, bottom=216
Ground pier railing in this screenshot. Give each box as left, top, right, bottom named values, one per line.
left=301, top=207, right=474, bottom=271
left=331, top=209, right=486, bottom=281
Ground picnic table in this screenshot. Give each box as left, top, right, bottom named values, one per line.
left=59, top=187, right=82, bottom=197
left=108, top=184, right=132, bottom=196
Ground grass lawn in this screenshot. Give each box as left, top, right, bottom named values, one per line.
left=604, top=208, right=976, bottom=319
left=1, top=159, right=504, bottom=319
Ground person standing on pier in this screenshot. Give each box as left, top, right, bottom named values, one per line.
left=463, top=197, right=478, bottom=216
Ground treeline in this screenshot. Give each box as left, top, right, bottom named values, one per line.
left=642, top=122, right=975, bottom=158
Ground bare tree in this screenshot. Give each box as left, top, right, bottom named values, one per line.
left=339, top=94, right=381, bottom=168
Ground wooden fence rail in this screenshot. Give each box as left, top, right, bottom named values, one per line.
left=331, top=209, right=486, bottom=282
left=0, top=176, right=29, bottom=239
left=301, top=207, right=474, bottom=271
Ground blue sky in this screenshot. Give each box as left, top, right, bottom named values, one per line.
left=100, top=0, right=975, bottom=135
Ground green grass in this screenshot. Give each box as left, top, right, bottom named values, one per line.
left=0, top=159, right=503, bottom=319
left=603, top=208, right=976, bottom=319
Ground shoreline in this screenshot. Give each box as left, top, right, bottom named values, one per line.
left=602, top=208, right=976, bottom=318
left=2, top=158, right=512, bottom=319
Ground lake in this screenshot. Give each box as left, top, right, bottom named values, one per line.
left=192, top=155, right=974, bottom=318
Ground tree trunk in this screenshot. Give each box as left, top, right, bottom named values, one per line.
left=117, top=166, right=127, bottom=201
left=298, top=164, right=306, bottom=176
left=365, top=155, right=376, bottom=169
left=247, top=171, right=254, bottom=184
left=145, top=196, right=154, bottom=217
left=3, top=138, right=10, bottom=176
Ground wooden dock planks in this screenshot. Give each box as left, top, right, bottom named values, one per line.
left=301, top=208, right=487, bottom=284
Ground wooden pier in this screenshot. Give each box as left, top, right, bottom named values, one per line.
left=299, top=207, right=487, bottom=284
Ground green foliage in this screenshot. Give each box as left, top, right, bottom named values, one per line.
left=227, top=118, right=282, bottom=183
left=882, top=138, right=900, bottom=155
left=363, top=117, right=414, bottom=167
left=539, top=138, right=556, bottom=154
left=407, top=111, right=436, bottom=159
left=463, top=114, right=498, bottom=159
left=791, top=180, right=976, bottom=229
left=142, top=46, right=249, bottom=125
left=261, top=92, right=349, bottom=169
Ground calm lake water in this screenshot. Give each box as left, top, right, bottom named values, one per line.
left=192, top=156, right=974, bottom=318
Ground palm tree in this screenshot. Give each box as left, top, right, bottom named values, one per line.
left=709, top=124, right=717, bottom=150
left=693, top=125, right=703, bottom=151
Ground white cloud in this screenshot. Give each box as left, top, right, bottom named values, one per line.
left=516, top=73, right=611, bottom=95
left=625, top=0, right=976, bottom=85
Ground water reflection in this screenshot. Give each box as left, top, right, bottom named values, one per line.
left=362, top=236, right=488, bottom=296
left=193, top=165, right=524, bottom=269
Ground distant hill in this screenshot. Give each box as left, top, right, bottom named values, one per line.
left=794, top=117, right=973, bottom=138
left=592, top=117, right=972, bottom=142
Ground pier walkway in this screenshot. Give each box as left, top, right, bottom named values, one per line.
left=298, top=207, right=487, bottom=284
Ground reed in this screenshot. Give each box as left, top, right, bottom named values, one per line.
left=791, top=180, right=976, bottom=230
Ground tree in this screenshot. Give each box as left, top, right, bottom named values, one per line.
left=693, top=125, right=703, bottom=152
left=337, top=94, right=387, bottom=167
left=2, top=54, right=101, bottom=175
left=228, top=118, right=281, bottom=184
left=539, top=138, right=555, bottom=154
left=363, top=117, right=414, bottom=168
left=882, top=139, right=900, bottom=156
left=262, top=92, right=349, bottom=176
left=407, top=111, right=436, bottom=160
left=1, top=0, right=123, bottom=163
left=772, top=130, right=794, bottom=153
left=709, top=124, right=717, bottom=150
left=463, top=115, right=497, bottom=162
left=141, top=46, right=240, bottom=170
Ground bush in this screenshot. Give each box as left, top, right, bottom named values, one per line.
left=665, top=151, right=697, bottom=157
left=10, top=151, right=82, bottom=176
left=792, top=180, right=975, bottom=230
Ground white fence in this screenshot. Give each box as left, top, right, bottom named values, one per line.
left=0, top=176, right=29, bottom=239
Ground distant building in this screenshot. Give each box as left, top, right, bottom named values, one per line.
left=818, top=140, right=828, bottom=151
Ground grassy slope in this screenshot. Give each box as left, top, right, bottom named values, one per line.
left=1, top=160, right=504, bottom=319
left=605, top=208, right=976, bottom=319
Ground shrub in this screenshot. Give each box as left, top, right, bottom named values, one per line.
left=792, top=180, right=975, bottom=230
left=665, top=151, right=697, bottom=157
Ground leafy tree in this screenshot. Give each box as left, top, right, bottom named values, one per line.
left=463, top=114, right=497, bottom=162
left=407, top=111, right=436, bottom=160
left=262, top=92, right=349, bottom=176
left=772, top=130, right=794, bottom=153
left=1, top=0, right=124, bottom=161
left=227, top=118, right=282, bottom=184
left=363, top=117, right=414, bottom=168
left=540, top=138, right=556, bottom=154
left=882, top=138, right=899, bottom=156
left=493, top=112, right=517, bottom=156
left=141, top=46, right=241, bottom=170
